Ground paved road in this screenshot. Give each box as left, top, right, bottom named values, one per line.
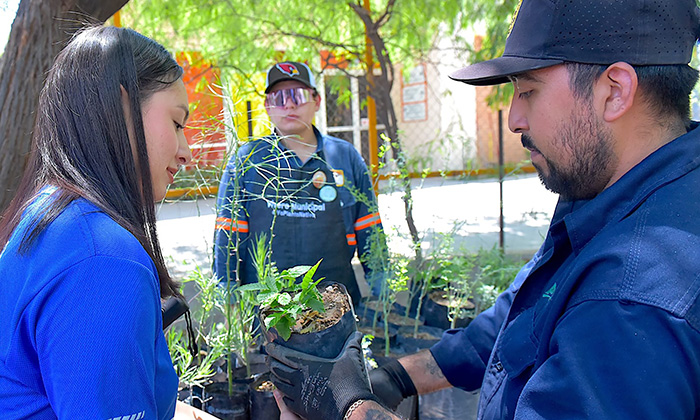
left=156, top=173, right=558, bottom=281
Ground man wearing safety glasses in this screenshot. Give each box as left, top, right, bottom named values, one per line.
left=214, top=61, right=386, bottom=305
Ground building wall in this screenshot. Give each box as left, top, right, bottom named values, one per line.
left=391, top=57, right=478, bottom=174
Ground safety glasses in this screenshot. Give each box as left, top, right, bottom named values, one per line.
left=266, top=87, right=315, bottom=108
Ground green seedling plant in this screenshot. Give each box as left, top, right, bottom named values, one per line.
left=225, top=285, right=258, bottom=380
left=408, top=227, right=462, bottom=336
left=471, top=247, right=522, bottom=315
left=165, top=267, right=230, bottom=392
left=444, top=253, right=477, bottom=329
left=167, top=327, right=226, bottom=388
left=239, top=234, right=326, bottom=341
left=443, top=247, right=525, bottom=327
left=380, top=254, right=409, bottom=356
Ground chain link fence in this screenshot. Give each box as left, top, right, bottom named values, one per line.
left=317, top=60, right=483, bottom=178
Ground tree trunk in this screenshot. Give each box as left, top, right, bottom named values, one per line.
left=349, top=0, right=423, bottom=267
left=0, top=0, right=128, bottom=212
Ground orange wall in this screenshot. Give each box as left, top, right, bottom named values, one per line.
left=177, top=52, right=226, bottom=171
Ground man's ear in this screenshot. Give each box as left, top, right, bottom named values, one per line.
left=597, top=62, right=638, bottom=122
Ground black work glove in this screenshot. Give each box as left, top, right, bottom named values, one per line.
left=369, top=358, right=418, bottom=410
left=266, top=331, right=378, bottom=420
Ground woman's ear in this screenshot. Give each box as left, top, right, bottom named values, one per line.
left=598, top=62, right=638, bottom=123
left=120, top=85, right=138, bottom=163
left=120, top=85, right=133, bottom=126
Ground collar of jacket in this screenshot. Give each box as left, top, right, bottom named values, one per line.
left=551, top=122, right=700, bottom=256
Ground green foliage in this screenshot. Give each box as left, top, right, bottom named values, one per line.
left=238, top=234, right=325, bottom=341
left=346, top=175, right=390, bottom=297
left=226, top=284, right=259, bottom=379
left=460, top=0, right=522, bottom=108
left=430, top=245, right=524, bottom=327
left=165, top=267, right=230, bottom=388
left=378, top=253, right=410, bottom=355
left=121, top=0, right=479, bottom=95
left=442, top=253, right=477, bottom=328
left=470, top=246, right=522, bottom=312
left=406, top=224, right=465, bottom=334
left=167, top=327, right=225, bottom=387
left=361, top=334, right=379, bottom=371
left=163, top=263, right=264, bottom=392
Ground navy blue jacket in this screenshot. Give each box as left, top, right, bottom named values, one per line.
left=213, top=128, right=384, bottom=302
left=432, top=124, right=700, bottom=419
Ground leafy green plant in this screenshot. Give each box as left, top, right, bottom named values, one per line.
left=167, top=327, right=225, bottom=388
left=225, top=284, right=258, bottom=380
left=238, top=234, right=326, bottom=341
left=379, top=254, right=409, bottom=356
left=347, top=181, right=390, bottom=304
left=443, top=254, right=477, bottom=329
left=471, top=247, right=523, bottom=314
left=165, top=267, right=230, bottom=389
left=438, top=246, right=526, bottom=327
left=406, top=223, right=466, bottom=335
left=164, top=262, right=264, bottom=398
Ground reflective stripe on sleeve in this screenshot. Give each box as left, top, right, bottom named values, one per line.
left=215, top=217, right=249, bottom=232
left=354, top=212, right=381, bottom=231
left=346, top=233, right=357, bottom=246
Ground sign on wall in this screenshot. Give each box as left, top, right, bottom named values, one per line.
left=402, top=64, right=428, bottom=122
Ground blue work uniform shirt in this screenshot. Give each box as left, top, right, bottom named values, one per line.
left=431, top=124, right=700, bottom=419
left=213, top=128, right=385, bottom=303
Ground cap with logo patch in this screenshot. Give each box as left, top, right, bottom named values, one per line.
left=265, top=61, right=317, bottom=93
left=450, top=0, right=700, bottom=86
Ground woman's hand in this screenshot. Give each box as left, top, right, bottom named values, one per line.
left=274, top=389, right=303, bottom=420
left=173, top=400, right=221, bottom=420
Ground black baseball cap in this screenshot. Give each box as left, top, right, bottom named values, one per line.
left=451, top=0, right=700, bottom=86
left=265, top=61, right=317, bottom=93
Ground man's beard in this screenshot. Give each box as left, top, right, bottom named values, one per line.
left=523, top=104, right=616, bottom=201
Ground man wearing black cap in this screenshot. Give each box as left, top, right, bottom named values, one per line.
left=264, top=1, right=700, bottom=419
left=213, top=61, right=385, bottom=305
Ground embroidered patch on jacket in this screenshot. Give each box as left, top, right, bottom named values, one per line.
left=332, top=169, right=345, bottom=187
left=542, top=283, right=556, bottom=300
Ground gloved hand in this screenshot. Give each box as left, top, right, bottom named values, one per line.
left=266, top=331, right=377, bottom=420
left=369, top=358, right=417, bottom=410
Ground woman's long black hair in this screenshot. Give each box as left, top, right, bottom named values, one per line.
left=0, top=26, right=183, bottom=298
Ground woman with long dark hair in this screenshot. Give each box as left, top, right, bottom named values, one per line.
left=0, top=26, right=218, bottom=419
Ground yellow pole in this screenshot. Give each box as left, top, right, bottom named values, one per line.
left=363, top=0, right=379, bottom=196
left=112, top=10, right=122, bottom=27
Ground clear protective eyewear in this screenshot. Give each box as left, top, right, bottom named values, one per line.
left=266, top=87, right=315, bottom=108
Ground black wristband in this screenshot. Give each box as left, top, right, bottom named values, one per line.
left=382, top=358, right=417, bottom=398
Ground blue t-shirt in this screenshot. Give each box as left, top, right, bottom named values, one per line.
left=0, top=190, right=178, bottom=419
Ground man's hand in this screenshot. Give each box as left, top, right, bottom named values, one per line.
left=369, top=359, right=417, bottom=410
left=266, top=331, right=377, bottom=420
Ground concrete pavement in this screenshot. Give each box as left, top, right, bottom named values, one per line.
left=155, top=173, right=558, bottom=281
